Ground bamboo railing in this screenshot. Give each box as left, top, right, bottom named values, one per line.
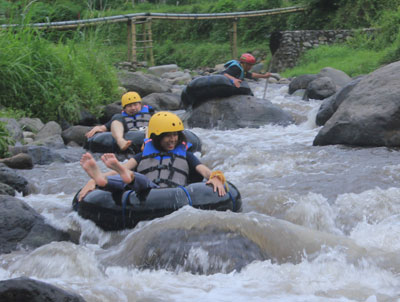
left=1, top=6, right=306, bottom=65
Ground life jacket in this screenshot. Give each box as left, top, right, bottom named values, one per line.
left=223, top=60, right=244, bottom=80
left=122, top=105, right=152, bottom=131
left=136, top=138, right=190, bottom=188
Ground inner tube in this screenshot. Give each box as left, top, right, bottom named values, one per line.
left=181, top=74, right=253, bottom=109
left=72, top=182, right=242, bottom=231
left=85, top=129, right=202, bottom=154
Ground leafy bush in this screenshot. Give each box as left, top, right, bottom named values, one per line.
left=0, top=121, right=13, bottom=158
left=0, top=26, right=119, bottom=124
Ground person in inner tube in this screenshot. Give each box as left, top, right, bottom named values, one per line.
left=85, top=91, right=154, bottom=151
left=222, top=53, right=272, bottom=88
left=79, top=111, right=226, bottom=202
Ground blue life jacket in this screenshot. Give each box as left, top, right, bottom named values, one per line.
left=136, top=138, right=191, bottom=188
left=122, top=105, right=152, bottom=130
left=223, top=60, right=244, bottom=80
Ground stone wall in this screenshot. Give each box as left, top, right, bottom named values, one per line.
left=269, top=29, right=375, bottom=73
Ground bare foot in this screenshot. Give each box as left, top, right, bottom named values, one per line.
left=117, top=139, right=132, bottom=151
left=101, top=153, right=134, bottom=184
left=80, top=152, right=107, bottom=187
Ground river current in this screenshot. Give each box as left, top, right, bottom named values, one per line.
left=2, top=81, right=400, bottom=302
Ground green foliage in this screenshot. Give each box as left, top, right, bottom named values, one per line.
left=282, top=44, right=386, bottom=77
left=0, top=121, right=14, bottom=158
left=0, top=26, right=119, bottom=124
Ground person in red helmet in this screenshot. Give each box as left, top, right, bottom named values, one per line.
left=222, top=53, right=272, bottom=88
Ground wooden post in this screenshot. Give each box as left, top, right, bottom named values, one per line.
left=143, top=18, right=148, bottom=62
left=127, top=19, right=132, bottom=62
left=232, top=18, right=238, bottom=59
left=129, top=18, right=137, bottom=63
left=147, top=18, right=155, bottom=66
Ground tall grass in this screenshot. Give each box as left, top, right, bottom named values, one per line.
left=0, top=26, right=119, bottom=124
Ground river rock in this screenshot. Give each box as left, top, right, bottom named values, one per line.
left=304, top=76, right=337, bottom=100
left=316, top=77, right=363, bottom=126
left=18, top=117, right=44, bottom=133
left=9, top=145, right=66, bottom=165
left=0, top=277, right=86, bottom=302
left=32, top=134, right=66, bottom=149
left=0, top=182, right=15, bottom=196
left=318, top=67, right=352, bottom=88
left=0, top=118, right=23, bottom=141
left=137, top=227, right=269, bottom=274
left=0, top=164, right=30, bottom=195
left=100, top=101, right=121, bottom=124
left=148, top=64, right=179, bottom=77
left=187, top=94, right=294, bottom=129
left=313, top=60, right=400, bottom=146
left=288, top=74, right=318, bottom=94
left=0, top=153, right=33, bottom=169
left=142, top=92, right=182, bottom=110
left=35, top=121, right=62, bottom=140
left=0, top=195, right=71, bottom=254
left=62, top=125, right=92, bottom=146
left=118, top=71, right=172, bottom=97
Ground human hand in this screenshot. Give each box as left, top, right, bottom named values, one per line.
left=85, top=126, right=104, bottom=138
left=206, top=177, right=226, bottom=197
left=233, top=78, right=242, bottom=88
left=78, top=179, right=96, bottom=201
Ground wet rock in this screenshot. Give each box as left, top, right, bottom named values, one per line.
left=100, top=102, right=121, bottom=124
left=0, top=153, right=33, bottom=169
left=0, top=182, right=15, bottom=196
left=138, top=227, right=270, bottom=274
left=0, top=195, right=71, bottom=253
left=313, top=60, right=400, bottom=146
left=78, top=109, right=98, bottom=126
left=187, top=94, right=294, bottom=129
left=0, top=164, right=30, bottom=195
left=0, top=277, right=86, bottom=302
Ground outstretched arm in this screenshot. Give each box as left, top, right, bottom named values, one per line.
left=195, top=164, right=226, bottom=196
left=251, top=72, right=272, bottom=79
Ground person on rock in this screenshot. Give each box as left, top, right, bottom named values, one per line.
left=79, top=111, right=226, bottom=201
left=85, top=91, right=154, bottom=151
left=222, top=53, right=272, bottom=88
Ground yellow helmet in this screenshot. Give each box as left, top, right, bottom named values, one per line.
left=147, top=111, right=184, bottom=138
left=121, top=91, right=141, bottom=108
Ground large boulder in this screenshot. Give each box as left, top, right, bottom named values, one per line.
left=118, top=71, right=172, bottom=97
left=187, top=95, right=294, bottom=129
left=288, top=74, right=318, bottom=94
left=18, top=117, right=44, bottom=133
left=313, top=61, right=400, bottom=146
left=318, top=67, right=352, bottom=89
left=142, top=92, right=181, bottom=110
left=0, top=277, right=86, bottom=302
left=316, top=77, right=363, bottom=126
left=0, top=153, right=33, bottom=169
left=0, top=195, right=71, bottom=254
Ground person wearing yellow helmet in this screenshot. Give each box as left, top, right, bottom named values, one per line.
left=222, top=53, right=272, bottom=88
left=85, top=91, right=154, bottom=151
left=79, top=112, right=226, bottom=201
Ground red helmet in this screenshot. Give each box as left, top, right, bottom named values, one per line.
left=239, top=53, right=256, bottom=64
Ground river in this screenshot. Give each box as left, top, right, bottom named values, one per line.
left=1, top=81, right=400, bottom=302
